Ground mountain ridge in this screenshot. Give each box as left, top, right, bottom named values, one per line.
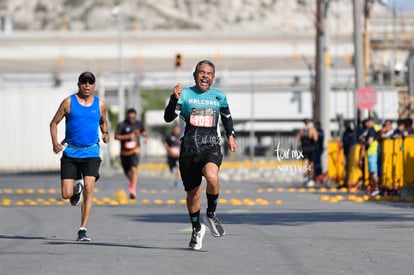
left=0, top=0, right=360, bottom=35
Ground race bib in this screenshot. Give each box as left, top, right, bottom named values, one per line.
left=124, top=140, right=137, bottom=149
left=190, top=108, right=216, bottom=127
left=169, top=147, right=180, bottom=158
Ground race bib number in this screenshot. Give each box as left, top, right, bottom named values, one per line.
left=169, top=147, right=180, bottom=158
left=190, top=108, right=216, bottom=127
left=124, top=140, right=137, bottom=149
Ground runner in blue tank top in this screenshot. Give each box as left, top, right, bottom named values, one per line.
left=164, top=60, right=237, bottom=250
left=50, top=72, right=110, bottom=242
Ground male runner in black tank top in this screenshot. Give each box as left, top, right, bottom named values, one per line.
left=297, top=119, right=318, bottom=186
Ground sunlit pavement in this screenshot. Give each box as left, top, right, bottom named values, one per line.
left=1, top=164, right=414, bottom=275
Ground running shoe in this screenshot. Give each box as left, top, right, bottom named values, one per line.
left=70, top=179, right=84, bottom=206
left=77, top=229, right=91, bottom=242
left=173, top=180, right=180, bottom=188
left=128, top=182, right=136, bottom=199
left=202, top=213, right=225, bottom=237
left=306, top=180, right=315, bottom=188
left=370, top=189, right=380, bottom=197
left=189, top=224, right=206, bottom=250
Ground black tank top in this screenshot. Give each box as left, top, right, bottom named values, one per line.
left=300, top=129, right=314, bottom=147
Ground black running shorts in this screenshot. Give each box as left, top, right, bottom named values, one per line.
left=120, top=153, right=140, bottom=174
left=302, top=145, right=316, bottom=161
left=61, top=156, right=101, bottom=181
left=179, top=146, right=223, bottom=192
left=167, top=156, right=179, bottom=172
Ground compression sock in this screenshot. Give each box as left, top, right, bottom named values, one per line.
left=189, top=211, right=201, bottom=231
left=206, top=193, right=219, bottom=217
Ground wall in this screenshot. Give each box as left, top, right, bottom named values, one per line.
left=1, top=86, right=70, bottom=171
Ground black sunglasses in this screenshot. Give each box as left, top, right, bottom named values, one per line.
left=80, top=79, right=95, bottom=85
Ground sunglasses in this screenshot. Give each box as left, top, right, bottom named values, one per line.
left=80, top=79, right=95, bottom=85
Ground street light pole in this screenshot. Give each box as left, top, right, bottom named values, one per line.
left=391, top=1, right=397, bottom=87
left=316, top=0, right=331, bottom=179
left=112, top=5, right=125, bottom=122
left=313, top=0, right=325, bottom=121
left=353, top=0, right=365, bottom=125
left=363, top=0, right=373, bottom=86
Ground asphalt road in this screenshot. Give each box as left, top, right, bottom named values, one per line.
left=1, top=168, right=414, bottom=275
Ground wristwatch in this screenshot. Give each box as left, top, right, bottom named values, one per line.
left=227, top=130, right=236, bottom=138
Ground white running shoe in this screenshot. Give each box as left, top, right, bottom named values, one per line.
left=370, top=189, right=380, bottom=197
left=202, top=213, right=225, bottom=237
left=306, top=180, right=315, bottom=188
left=189, top=224, right=206, bottom=250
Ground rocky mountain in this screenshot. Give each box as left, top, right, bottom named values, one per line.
left=0, top=0, right=362, bottom=34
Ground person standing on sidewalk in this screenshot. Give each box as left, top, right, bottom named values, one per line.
left=163, top=125, right=181, bottom=187
left=50, top=71, right=110, bottom=241
left=314, top=121, right=325, bottom=185
left=164, top=60, right=237, bottom=250
left=115, top=108, right=147, bottom=199
left=359, top=117, right=380, bottom=197
left=296, top=119, right=318, bottom=187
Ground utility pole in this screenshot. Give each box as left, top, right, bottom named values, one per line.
left=391, top=1, right=397, bottom=87
left=363, top=0, right=374, bottom=86
left=315, top=0, right=331, bottom=178
left=314, top=0, right=322, bottom=122
left=353, top=0, right=365, bottom=126
left=112, top=6, right=125, bottom=122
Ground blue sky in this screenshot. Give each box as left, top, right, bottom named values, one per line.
left=387, top=0, right=414, bottom=11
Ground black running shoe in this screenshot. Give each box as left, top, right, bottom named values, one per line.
left=77, top=229, right=91, bottom=242
left=202, top=213, right=225, bottom=237
left=70, top=180, right=84, bottom=206
left=189, top=224, right=206, bottom=250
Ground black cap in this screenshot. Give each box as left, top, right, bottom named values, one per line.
left=78, top=71, right=96, bottom=83
left=127, top=108, right=137, bottom=114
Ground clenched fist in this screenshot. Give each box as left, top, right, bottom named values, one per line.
left=173, top=83, right=182, bottom=100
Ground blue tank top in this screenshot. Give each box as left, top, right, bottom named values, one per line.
left=64, top=94, right=100, bottom=158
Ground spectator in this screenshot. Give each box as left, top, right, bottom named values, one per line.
left=296, top=119, right=318, bottom=187
left=380, top=119, right=394, bottom=139
left=342, top=120, right=354, bottom=186
left=314, top=121, right=324, bottom=184
left=377, top=119, right=393, bottom=194
left=359, top=117, right=380, bottom=197
left=392, top=119, right=407, bottom=138
left=342, top=120, right=354, bottom=158
left=405, top=118, right=414, bottom=135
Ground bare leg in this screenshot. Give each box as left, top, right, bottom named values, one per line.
left=202, top=162, right=225, bottom=236
left=61, top=179, right=75, bottom=199
left=175, top=164, right=181, bottom=182
left=187, top=185, right=201, bottom=214
left=371, top=173, right=379, bottom=192
left=203, top=163, right=220, bottom=195
left=308, top=161, right=315, bottom=180
left=126, top=166, right=138, bottom=190
left=303, top=158, right=310, bottom=178
left=80, top=176, right=95, bottom=228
